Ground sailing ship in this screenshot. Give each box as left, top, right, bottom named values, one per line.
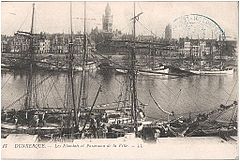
left=1, top=2, right=146, bottom=140
left=36, top=59, right=97, bottom=72
left=115, top=41, right=169, bottom=76
left=158, top=101, right=237, bottom=138
left=1, top=4, right=67, bottom=138
left=180, top=39, right=234, bottom=75
left=138, top=45, right=169, bottom=76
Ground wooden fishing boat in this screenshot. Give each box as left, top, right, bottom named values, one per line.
left=139, top=67, right=169, bottom=76
left=189, top=67, right=234, bottom=75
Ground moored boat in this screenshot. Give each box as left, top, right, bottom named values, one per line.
left=189, top=67, right=234, bottom=75
left=139, top=67, right=169, bottom=76
left=75, top=61, right=97, bottom=71
left=115, top=68, right=128, bottom=74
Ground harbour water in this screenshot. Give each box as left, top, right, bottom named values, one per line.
left=1, top=69, right=238, bottom=121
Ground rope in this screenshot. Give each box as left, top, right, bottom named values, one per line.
left=17, top=9, right=30, bottom=32
left=37, top=75, right=47, bottom=107
left=1, top=75, right=11, bottom=89
left=137, top=20, right=158, bottom=37
left=52, top=78, right=66, bottom=109
left=150, top=79, right=195, bottom=111
left=42, top=77, right=58, bottom=106
left=149, top=90, right=173, bottom=115
left=225, top=79, right=238, bottom=104
left=172, top=89, right=182, bottom=109
left=81, top=85, right=102, bottom=132
left=4, top=60, right=71, bottom=109
left=213, top=106, right=235, bottom=120
left=52, top=89, right=59, bottom=109
left=229, top=104, right=237, bottom=126
left=85, top=68, right=120, bottom=105
left=35, top=10, right=46, bottom=34
left=4, top=74, right=51, bottom=109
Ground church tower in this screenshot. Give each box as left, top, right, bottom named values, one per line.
left=102, top=3, right=113, bottom=32
left=165, top=24, right=172, bottom=41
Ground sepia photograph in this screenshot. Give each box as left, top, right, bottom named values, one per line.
left=1, top=1, right=238, bottom=159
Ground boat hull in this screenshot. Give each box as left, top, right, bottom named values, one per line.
left=189, top=68, right=234, bottom=75
left=139, top=68, right=169, bottom=76
left=75, top=62, right=97, bottom=71
left=115, top=68, right=128, bottom=74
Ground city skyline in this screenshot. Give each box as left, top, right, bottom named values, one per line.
left=1, top=1, right=238, bottom=39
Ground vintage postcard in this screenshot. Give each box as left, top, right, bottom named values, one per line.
left=1, top=1, right=238, bottom=159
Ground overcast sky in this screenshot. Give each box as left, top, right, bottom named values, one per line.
left=1, top=1, right=238, bottom=39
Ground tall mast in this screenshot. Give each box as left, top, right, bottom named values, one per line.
left=220, top=33, right=225, bottom=67
left=131, top=2, right=138, bottom=136
left=190, top=39, right=193, bottom=65
left=210, top=30, right=213, bottom=66
left=82, top=1, right=87, bottom=108
left=148, top=43, right=151, bottom=68
left=78, top=1, right=88, bottom=110
left=69, top=2, right=78, bottom=128
left=70, top=2, right=73, bottom=39
left=25, top=3, right=35, bottom=109
left=30, top=3, right=35, bottom=35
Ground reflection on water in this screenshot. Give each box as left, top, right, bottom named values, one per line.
left=1, top=70, right=238, bottom=121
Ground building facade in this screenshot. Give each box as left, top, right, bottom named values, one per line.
left=39, top=39, right=50, bottom=54
left=1, top=35, right=12, bottom=53
left=183, top=41, right=191, bottom=57
left=10, top=33, right=30, bottom=53
left=50, top=34, right=70, bottom=54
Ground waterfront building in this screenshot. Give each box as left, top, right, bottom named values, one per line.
left=204, top=47, right=211, bottom=55
left=39, top=39, right=50, bottom=54
left=9, top=32, right=50, bottom=54
left=50, top=33, right=70, bottom=54
left=199, top=41, right=206, bottom=58
left=112, top=29, right=122, bottom=40
left=183, top=41, right=191, bottom=57
left=73, top=34, right=83, bottom=54
left=192, top=45, right=200, bottom=59
left=1, top=39, right=8, bottom=53
left=10, top=33, right=30, bottom=53
left=102, top=3, right=113, bottom=33
left=1, top=35, right=12, bottom=53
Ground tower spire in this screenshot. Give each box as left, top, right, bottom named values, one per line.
left=102, top=3, right=113, bottom=32
left=105, top=3, right=111, bottom=15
